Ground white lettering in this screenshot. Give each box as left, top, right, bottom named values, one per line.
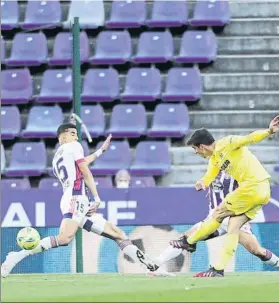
left=1, top=203, right=31, bottom=227
left=35, top=202, right=45, bottom=226
left=107, top=201, right=137, bottom=225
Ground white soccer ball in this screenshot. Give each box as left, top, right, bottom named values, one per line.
left=16, top=227, right=41, bottom=250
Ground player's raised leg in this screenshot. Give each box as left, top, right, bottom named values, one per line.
left=80, top=214, right=164, bottom=273
left=239, top=231, right=279, bottom=268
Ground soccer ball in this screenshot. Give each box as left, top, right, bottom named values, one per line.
left=16, top=227, right=41, bottom=250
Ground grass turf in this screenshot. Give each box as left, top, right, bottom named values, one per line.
left=1, top=272, right=279, bottom=302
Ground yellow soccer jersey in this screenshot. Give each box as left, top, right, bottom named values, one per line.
left=202, top=129, right=272, bottom=187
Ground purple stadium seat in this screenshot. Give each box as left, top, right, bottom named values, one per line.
left=107, top=104, right=147, bottom=138
left=1, top=0, right=19, bottom=30
left=22, top=106, right=63, bottom=138
left=49, top=32, right=89, bottom=65
left=147, top=1, right=188, bottom=28
left=106, top=0, right=146, bottom=28
left=133, top=31, right=173, bottom=63
left=162, top=67, right=202, bottom=102
left=176, top=30, right=217, bottom=63
left=148, top=103, right=189, bottom=138
left=1, top=106, right=21, bottom=139
left=130, top=141, right=171, bottom=176
left=6, top=33, right=48, bottom=66
left=22, top=0, right=62, bottom=29
left=130, top=176, right=156, bottom=188
left=81, top=68, right=119, bottom=102
left=5, top=142, right=47, bottom=177
left=38, top=69, right=72, bottom=103
left=90, top=31, right=132, bottom=65
left=1, top=178, right=31, bottom=189
left=1, top=69, right=33, bottom=104
left=275, top=166, right=279, bottom=173
left=64, top=0, right=104, bottom=29
left=190, top=0, right=231, bottom=26
left=81, top=105, right=105, bottom=137
left=91, top=141, right=131, bottom=175
left=121, top=68, right=161, bottom=102
left=94, top=177, right=113, bottom=188
left=1, top=144, right=6, bottom=174
left=39, top=178, right=62, bottom=190
left=1, top=38, right=6, bottom=62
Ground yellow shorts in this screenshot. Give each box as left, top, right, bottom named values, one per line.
left=223, top=179, right=271, bottom=219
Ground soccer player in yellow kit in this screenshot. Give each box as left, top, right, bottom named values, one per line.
left=183, top=115, right=279, bottom=277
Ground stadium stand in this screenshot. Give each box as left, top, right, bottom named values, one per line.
left=1, top=0, right=279, bottom=188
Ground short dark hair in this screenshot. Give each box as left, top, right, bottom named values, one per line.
left=186, top=128, right=215, bottom=146
left=57, top=123, right=77, bottom=137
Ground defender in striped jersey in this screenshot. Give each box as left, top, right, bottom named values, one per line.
left=2, top=123, right=162, bottom=277
left=149, top=172, right=279, bottom=276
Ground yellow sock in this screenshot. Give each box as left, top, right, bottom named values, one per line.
left=215, top=234, right=239, bottom=270
left=187, top=217, right=221, bottom=244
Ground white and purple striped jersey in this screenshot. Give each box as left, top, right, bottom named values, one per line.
left=52, top=141, right=87, bottom=196
left=207, top=171, right=238, bottom=211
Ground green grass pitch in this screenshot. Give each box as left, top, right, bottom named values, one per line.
left=1, top=272, right=279, bottom=302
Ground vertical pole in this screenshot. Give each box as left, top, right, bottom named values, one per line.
left=72, top=16, right=83, bottom=273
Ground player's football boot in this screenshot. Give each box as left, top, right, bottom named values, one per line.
left=194, top=266, right=224, bottom=277
left=169, top=236, right=196, bottom=253
left=1, top=251, right=26, bottom=278
left=146, top=267, right=176, bottom=277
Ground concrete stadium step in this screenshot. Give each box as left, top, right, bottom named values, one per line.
left=205, top=55, right=279, bottom=73
left=230, top=2, right=279, bottom=18
left=202, top=73, right=279, bottom=91
left=193, top=92, right=279, bottom=111
left=183, top=129, right=279, bottom=146
left=189, top=110, right=278, bottom=129
left=223, top=19, right=279, bottom=36
left=160, top=164, right=277, bottom=186
left=171, top=146, right=279, bottom=166
left=217, top=37, right=279, bottom=55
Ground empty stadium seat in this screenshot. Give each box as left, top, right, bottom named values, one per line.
left=22, top=106, right=63, bottom=138
left=122, top=68, right=161, bottom=102
left=81, top=68, right=119, bottom=102
left=148, top=103, right=189, bottom=138
left=5, top=142, right=47, bottom=177
left=133, top=31, right=173, bottom=63
left=106, top=0, right=146, bottom=28
left=176, top=30, right=217, bottom=63
left=22, top=0, right=62, bottom=29
left=107, top=104, right=147, bottom=138
left=38, top=69, right=72, bottom=103
left=1, top=106, right=21, bottom=139
left=64, top=0, right=104, bottom=29
left=1, top=0, right=19, bottom=30
left=1, top=144, right=6, bottom=174
left=90, top=31, right=132, bottom=65
left=147, top=0, right=188, bottom=28
left=1, top=178, right=31, bottom=189
left=1, top=69, right=33, bottom=104
left=91, top=141, right=131, bottom=175
left=81, top=105, right=105, bottom=137
left=190, top=0, right=231, bottom=26
left=162, top=67, right=202, bottom=101
left=130, top=176, right=156, bottom=188
left=130, top=141, right=171, bottom=176
left=1, top=38, right=5, bottom=62
left=6, top=32, right=48, bottom=66
left=94, top=177, right=113, bottom=188
left=49, top=32, right=89, bottom=65
left=39, top=178, right=61, bottom=189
